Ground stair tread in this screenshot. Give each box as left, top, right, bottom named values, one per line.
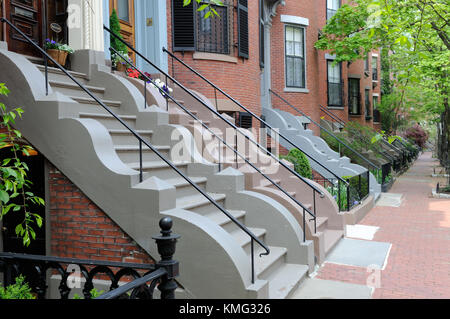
left=269, top=263, right=309, bottom=299
left=315, top=216, right=328, bottom=229
left=49, top=80, right=105, bottom=92
left=253, top=246, right=287, bottom=277
left=36, top=64, right=88, bottom=78
left=206, top=210, right=246, bottom=226
left=114, top=144, right=170, bottom=151
left=108, top=129, right=154, bottom=135
left=164, top=176, right=208, bottom=188
left=79, top=112, right=136, bottom=119
left=176, top=193, right=226, bottom=210
left=127, top=160, right=189, bottom=170
left=68, top=95, right=121, bottom=106
left=230, top=227, right=266, bottom=247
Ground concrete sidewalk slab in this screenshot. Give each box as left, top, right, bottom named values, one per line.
left=376, top=193, right=403, bottom=207
left=346, top=224, right=380, bottom=240
left=290, top=278, right=372, bottom=299
left=325, top=238, right=391, bottom=269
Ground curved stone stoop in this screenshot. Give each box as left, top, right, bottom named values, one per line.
left=127, top=79, right=346, bottom=265
left=0, top=48, right=314, bottom=299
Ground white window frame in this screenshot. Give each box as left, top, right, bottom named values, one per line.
left=282, top=17, right=309, bottom=93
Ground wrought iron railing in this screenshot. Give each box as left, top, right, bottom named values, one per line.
left=162, top=47, right=352, bottom=214
left=105, top=29, right=323, bottom=245
left=0, top=217, right=179, bottom=299
left=0, top=17, right=269, bottom=285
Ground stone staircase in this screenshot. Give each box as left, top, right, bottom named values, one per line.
left=125, top=77, right=346, bottom=265
left=263, top=107, right=381, bottom=201
left=0, top=47, right=316, bottom=299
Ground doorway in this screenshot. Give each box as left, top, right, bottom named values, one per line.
left=2, top=0, right=68, bottom=57
left=109, top=0, right=135, bottom=62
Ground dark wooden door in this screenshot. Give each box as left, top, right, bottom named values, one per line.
left=4, top=0, right=42, bottom=56
left=46, top=0, right=68, bottom=44
left=0, top=149, right=46, bottom=255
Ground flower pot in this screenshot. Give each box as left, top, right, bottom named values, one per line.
left=47, top=49, right=69, bottom=67
left=115, top=63, right=127, bottom=72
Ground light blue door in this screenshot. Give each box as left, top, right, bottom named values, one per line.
left=134, top=0, right=168, bottom=74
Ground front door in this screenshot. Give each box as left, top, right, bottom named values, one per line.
left=3, top=0, right=43, bottom=56
left=2, top=1, right=68, bottom=57
left=110, top=0, right=135, bottom=62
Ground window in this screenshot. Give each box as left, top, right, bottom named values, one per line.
left=348, top=78, right=361, bottom=115
left=285, top=25, right=306, bottom=88
left=327, top=60, right=343, bottom=107
left=365, top=89, right=371, bottom=120
left=327, top=0, right=340, bottom=20
left=373, top=96, right=380, bottom=122
left=372, top=56, right=378, bottom=81
left=364, top=53, right=369, bottom=71
left=196, top=1, right=231, bottom=55
left=172, top=0, right=235, bottom=56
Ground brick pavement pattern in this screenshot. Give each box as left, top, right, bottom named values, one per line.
left=316, top=152, right=450, bottom=299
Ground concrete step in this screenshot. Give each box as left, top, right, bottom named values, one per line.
left=49, top=80, right=106, bottom=99
left=79, top=112, right=136, bottom=130
left=108, top=129, right=154, bottom=145
left=36, top=64, right=89, bottom=84
left=206, top=210, right=246, bottom=233
left=176, top=193, right=227, bottom=216
left=69, top=96, right=122, bottom=114
left=165, top=176, right=208, bottom=198
left=114, top=144, right=171, bottom=163
left=231, top=227, right=266, bottom=254
left=127, top=160, right=190, bottom=180
left=267, top=263, right=309, bottom=299
left=254, top=246, right=287, bottom=280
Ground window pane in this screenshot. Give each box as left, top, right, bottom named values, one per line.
left=286, top=26, right=294, bottom=42
left=286, top=40, right=294, bottom=56
left=117, top=0, right=130, bottom=22
left=286, top=57, right=295, bottom=87
left=327, top=61, right=340, bottom=83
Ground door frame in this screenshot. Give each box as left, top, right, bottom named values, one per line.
left=109, top=0, right=135, bottom=61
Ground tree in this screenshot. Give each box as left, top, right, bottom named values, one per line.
left=109, top=9, right=128, bottom=54
left=315, top=0, right=449, bottom=165
left=0, top=84, right=44, bottom=247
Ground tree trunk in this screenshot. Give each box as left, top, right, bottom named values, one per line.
left=440, top=99, right=450, bottom=168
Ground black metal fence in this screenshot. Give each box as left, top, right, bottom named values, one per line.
left=0, top=218, right=180, bottom=300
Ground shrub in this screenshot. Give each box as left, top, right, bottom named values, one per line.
left=0, top=275, right=35, bottom=299
left=404, top=124, right=428, bottom=148
left=280, top=149, right=313, bottom=179
left=110, top=9, right=128, bottom=55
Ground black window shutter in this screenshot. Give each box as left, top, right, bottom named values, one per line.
left=172, top=0, right=195, bottom=51
left=238, top=0, right=249, bottom=58
left=259, top=0, right=265, bottom=67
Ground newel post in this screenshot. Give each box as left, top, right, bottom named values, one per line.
left=153, top=217, right=180, bottom=299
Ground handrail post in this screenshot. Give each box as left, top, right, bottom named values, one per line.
left=302, top=209, right=306, bottom=242
left=153, top=217, right=180, bottom=300
left=251, top=239, right=255, bottom=284
left=139, top=140, right=143, bottom=183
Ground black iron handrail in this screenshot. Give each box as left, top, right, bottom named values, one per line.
left=162, top=47, right=348, bottom=189
left=0, top=17, right=269, bottom=285
left=104, top=27, right=324, bottom=226
left=319, top=104, right=346, bottom=128
left=270, top=89, right=380, bottom=171
left=110, top=47, right=318, bottom=242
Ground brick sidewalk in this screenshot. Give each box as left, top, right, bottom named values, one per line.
left=316, top=152, right=450, bottom=299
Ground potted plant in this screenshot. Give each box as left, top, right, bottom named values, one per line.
left=44, top=39, right=74, bottom=67
left=111, top=51, right=132, bottom=72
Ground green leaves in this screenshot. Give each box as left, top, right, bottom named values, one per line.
left=183, top=0, right=223, bottom=18
left=0, top=83, right=45, bottom=247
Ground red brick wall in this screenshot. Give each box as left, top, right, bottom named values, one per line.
left=48, top=163, right=154, bottom=265
left=166, top=0, right=262, bottom=129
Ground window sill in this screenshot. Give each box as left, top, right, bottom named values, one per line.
left=327, top=106, right=344, bottom=110
left=193, top=52, right=238, bottom=64
left=284, top=87, right=309, bottom=93
left=349, top=114, right=362, bottom=118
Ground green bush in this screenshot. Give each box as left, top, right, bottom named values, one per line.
left=280, top=149, right=313, bottom=179
left=110, top=9, right=128, bottom=55
left=0, top=275, right=35, bottom=299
